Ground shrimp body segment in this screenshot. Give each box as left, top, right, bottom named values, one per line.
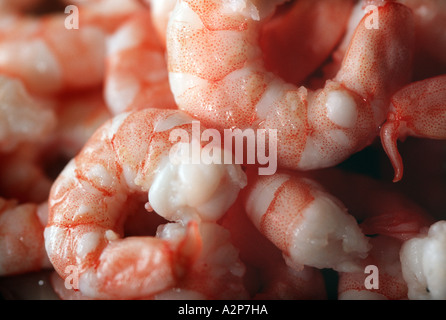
left=104, top=9, right=177, bottom=115
left=400, top=220, right=446, bottom=300
left=241, top=169, right=370, bottom=273
left=44, top=108, right=247, bottom=299
left=167, top=1, right=414, bottom=170
left=0, top=13, right=106, bottom=95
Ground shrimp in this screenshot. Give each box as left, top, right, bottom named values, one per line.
left=240, top=167, right=371, bottom=273
left=0, top=145, right=53, bottom=204
left=50, top=221, right=249, bottom=300
left=0, top=198, right=52, bottom=276
left=61, top=0, right=143, bottom=34
left=309, top=169, right=434, bottom=299
left=380, top=75, right=446, bottom=182
left=145, top=0, right=178, bottom=46
left=104, top=9, right=177, bottom=115
left=0, top=75, right=56, bottom=153
left=260, top=0, right=355, bottom=87
left=166, top=0, right=414, bottom=170
left=398, top=0, right=446, bottom=79
left=219, top=199, right=327, bottom=299
left=44, top=108, right=247, bottom=299
left=0, top=12, right=106, bottom=96
left=400, top=220, right=446, bottom=300
left=0, top=88, right=111, bottom=204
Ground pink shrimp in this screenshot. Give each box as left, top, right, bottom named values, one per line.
left=0, top=88, right=111, bottom=280
left=61, top=0, right=143, bottom=34
left=309, top=169, right=435, bottom=299
left=219, top=199, right=327, bottom=299
left=380, top=75, right=446, bottom=182
left=0, top=198, right=51, bottom=276
left=144, top=0, right=178, bottom=46
left=0, top=88, right=111, bottom=204
left=0, top=74, right=56, bottom=153
left=104, top=9, right=177, bottom=115
left=44, top=108, right=248, bottom=299
left=0, top=12, right=106, bottom=96
left=260, top=0, right=355, bottom=87
left=398, top=0, right=446, bottom=79
left=166, top=1, right=414, bottom=170
left=240, top=167, right=371, bottom=273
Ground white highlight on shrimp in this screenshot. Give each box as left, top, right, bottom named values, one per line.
left=168, top=121, right=278, bottom=175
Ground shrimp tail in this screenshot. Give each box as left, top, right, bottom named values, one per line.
left=380, top=75, right=446, bottom=182
left=173, top=220, right=203, bottom=279
left=380, top=118, right=404, bottom=182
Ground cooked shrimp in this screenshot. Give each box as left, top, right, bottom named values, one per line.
left=61, top=0, right=143, bottom=34
left=398, top=0, right=446, bottom=78
left=0, top=75, right=56, bottom=153
left=0, top=145, right=53, bottom=204
left=0, top=198, right=51, bottom=276
left=45, top=108, right=247, bottom=299
left=220, top=199, right=327, bottom=299
left=240, top=167, right=370, bottom=273
left=380, top=75, right=446, bottom=182
left=400, top=220, right=446, bottom=300
left=167, top=1, right=414, bottom=170
left=145, top=0, right=178, bottom=45
left=0, top=12, right=106, bottom=95
left=50, top=221, right=249, bottom=300
left=0, top=88, right=111, bottom=204
left=260, top=0, right=355, bottom=87
left=310, top=169, right=434, bottom=299
left=104, top=9, right=177, bottom=115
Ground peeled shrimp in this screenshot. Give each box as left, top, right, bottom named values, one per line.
left=220, top=199, right=327, bottom=299
left=400, top=220, right=446, bottom=300
left=167, top=1, right=414, bottom=170
left=45, top=108, right=247, bottom=299
left=240, top=168, right=370, bottom=273
left=0, top=75, right=56, bottom=153
left=104, top=9, right=177, bottom=115
left=0, top=198, right=51, bottom=276
left=309, top=169, right=434, bottom=299
left=0, top=12, right=106, bottom=95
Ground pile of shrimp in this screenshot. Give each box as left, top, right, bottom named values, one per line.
left=0, top=0, right=445, bottom=300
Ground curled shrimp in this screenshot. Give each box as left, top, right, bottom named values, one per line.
left=0, top=11, right=106, bottom=96
left=166, top=0, right=414, bottom=170
left=104, top=9, right=177, bottom=115
left=44, top=108, right=247, bottom=299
